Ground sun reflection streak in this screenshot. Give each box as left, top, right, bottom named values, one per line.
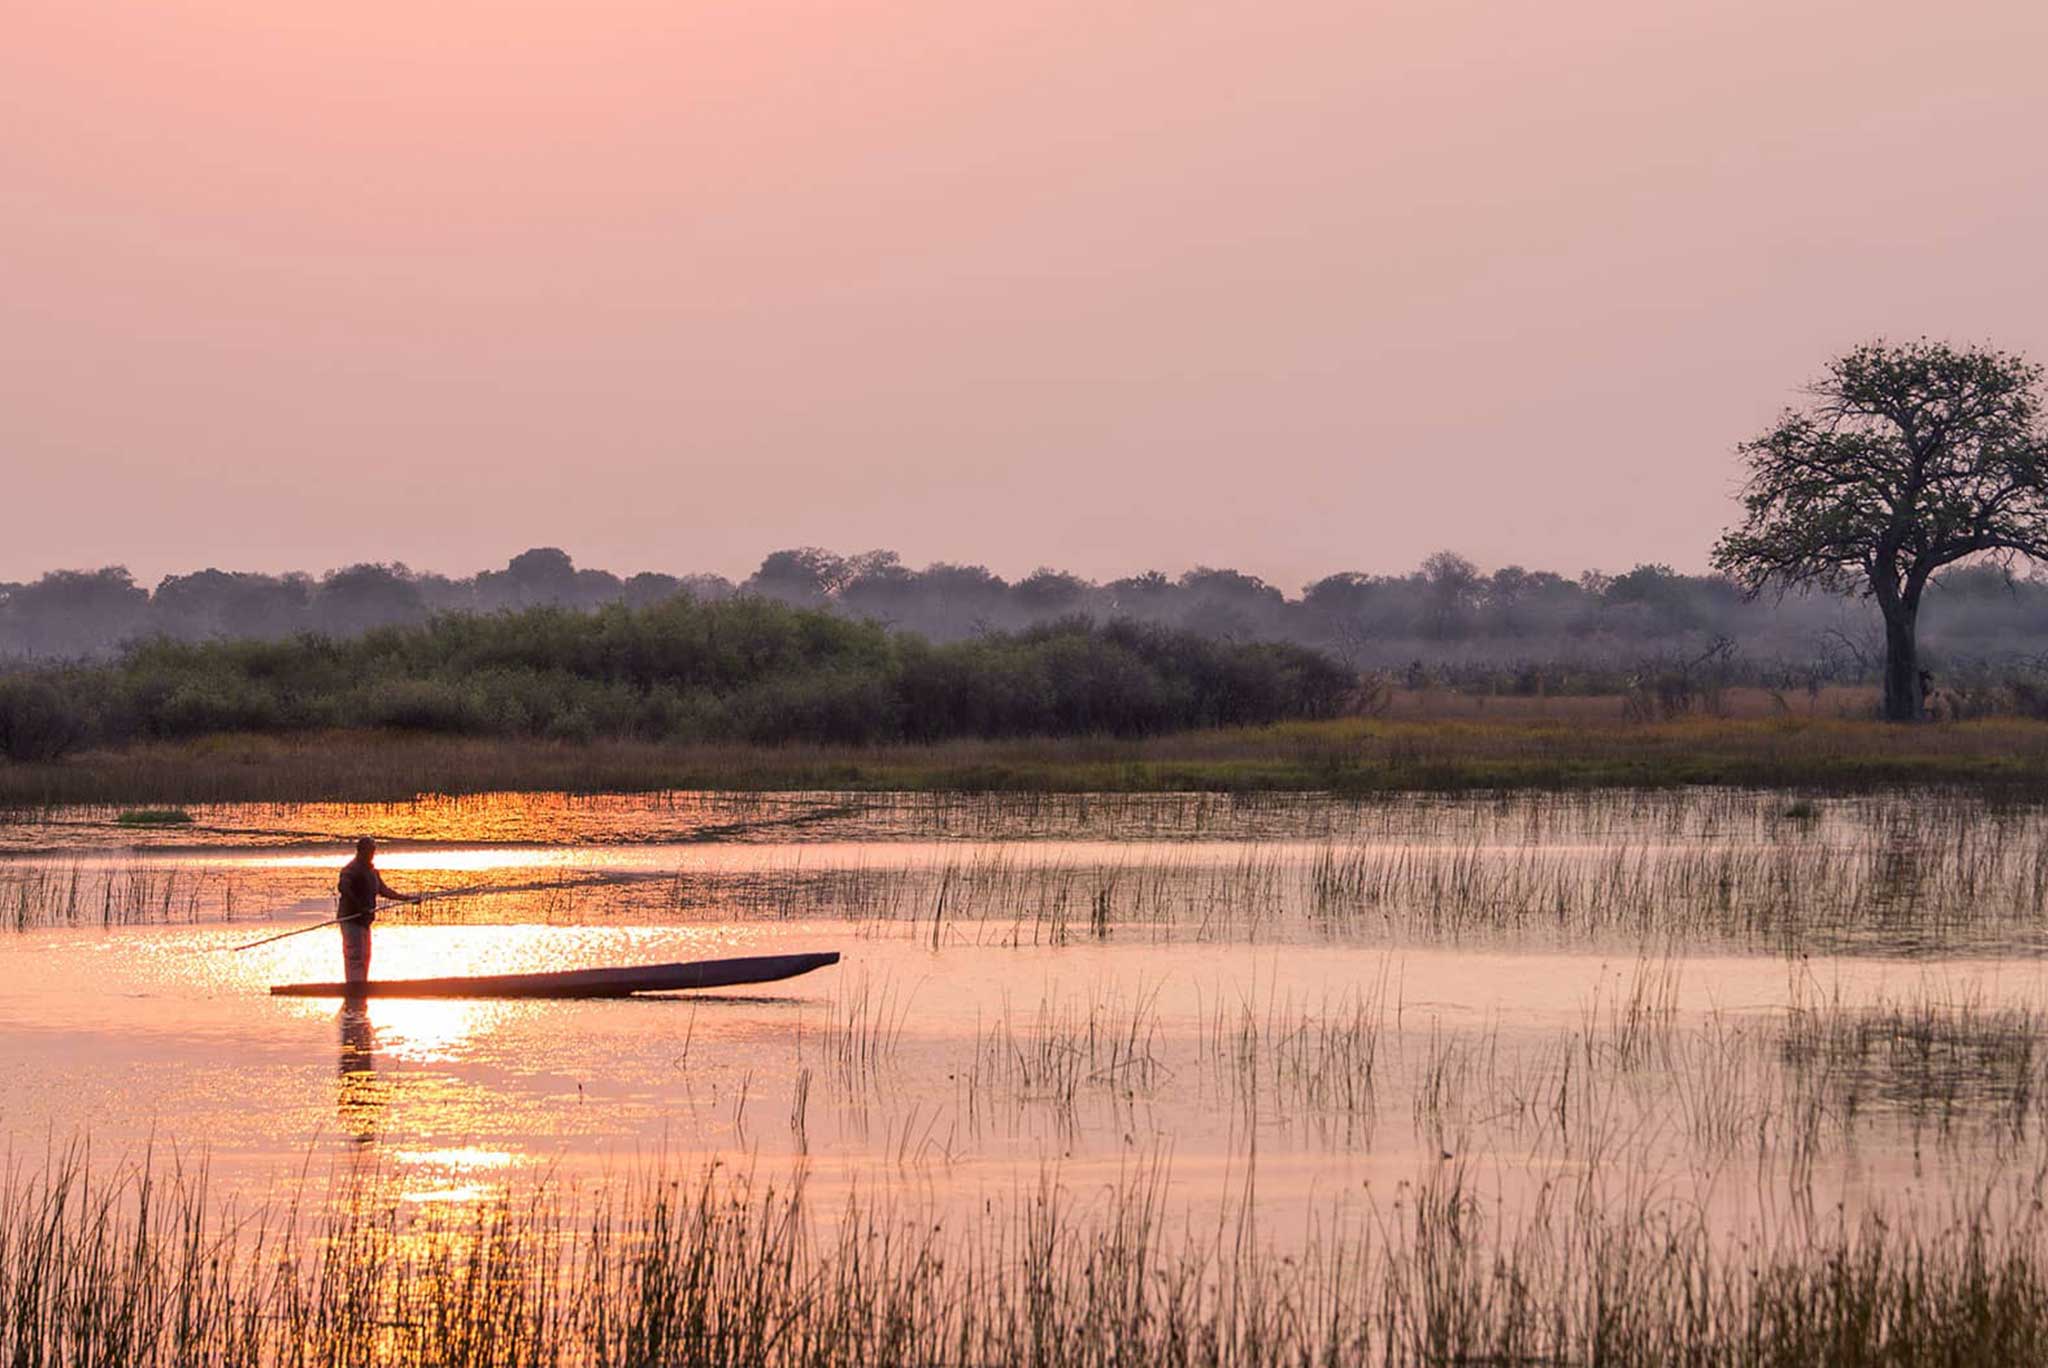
left=337, top=1005, right=385, bottom=1148
left=248, top=847, right=585, bottom=873
left=391, top=1148, right=520, bottom=1205
left=364, top=998, right=505, bottom=1064
left=331, top=1000, right=530, bottom=1205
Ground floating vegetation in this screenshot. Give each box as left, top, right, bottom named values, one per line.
left=114, top=807, right=195, bottom=827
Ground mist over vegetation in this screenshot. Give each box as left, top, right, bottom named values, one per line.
left=8, top=544, right=2046, bottom=681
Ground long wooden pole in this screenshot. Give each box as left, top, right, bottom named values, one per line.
left=226, top=883, right=493, bottom=954
left=229, top=918, right=342, bottom=952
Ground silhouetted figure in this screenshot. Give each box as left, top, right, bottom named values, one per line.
left=338, top=836, right=419, bottom=988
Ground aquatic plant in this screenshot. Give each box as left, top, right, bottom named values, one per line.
left=6, top=1149, right=2048, bottom=1366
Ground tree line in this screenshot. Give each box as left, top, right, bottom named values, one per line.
left=10, top=543, right=2048, bottom=677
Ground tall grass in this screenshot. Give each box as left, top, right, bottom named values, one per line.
left=3, top=862, right=239, bottom=930
left=6, top=1149, right=2048, bottom=1366
left=16, top=713, right=2048, bottom=807
left=17, top=786, right=2048, bottom=953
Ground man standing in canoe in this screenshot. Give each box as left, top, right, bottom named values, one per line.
left=338, top=837, right=419, bottom=989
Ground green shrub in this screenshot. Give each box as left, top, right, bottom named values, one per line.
left=0, top=600, right=1354, bottom=749
left=356, top=678, right=490, bottom=734
left=115, top=807, right=194, bottom=826
left=734, top=670, right=901, bottom=745
left=0, top=676, right=92, bottom=762
left=156, top=676, right=285, bottom=736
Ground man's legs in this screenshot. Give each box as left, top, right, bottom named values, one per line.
left=341, top=919, right=371, bottom=987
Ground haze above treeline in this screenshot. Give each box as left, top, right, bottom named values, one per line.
left=9, top=545, right=2048, bottom=677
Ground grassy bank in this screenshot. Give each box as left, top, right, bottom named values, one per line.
left=8, top=711, right=2048, bottom=806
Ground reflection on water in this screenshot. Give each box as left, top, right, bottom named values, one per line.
left=333, top=995, right=527, bottom=1202
left=389, top=1148, right=517, bottom=1205
left=336, top=1004, right=384, bottom=1146
left=9, top=789, right=2048, bottom=957
left=0, top=789, right=1433, bottom=854
left=357, top=997, right=507, bottom=1064
left=5, top=789, right=2048, bottom=1255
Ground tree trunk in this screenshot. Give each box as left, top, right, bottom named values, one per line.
left=1881, top=605, right=1922, bottom=722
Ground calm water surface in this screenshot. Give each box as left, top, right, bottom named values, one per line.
left=4, top=789, right=2046, bottom=1242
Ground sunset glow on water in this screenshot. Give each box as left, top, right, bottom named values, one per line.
left=6, top=789, right=2048, bottom=1240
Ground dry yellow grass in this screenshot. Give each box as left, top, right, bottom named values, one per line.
left=4, top=694, right=2046, bottom=806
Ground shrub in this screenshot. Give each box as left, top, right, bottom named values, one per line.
left=0, top=676, right=92, bottom=762
left=0, top=601, right=1355, bottom=749
left=356, top=678, right=490, bottom=734
left=734, top=670, right=901, bottom=745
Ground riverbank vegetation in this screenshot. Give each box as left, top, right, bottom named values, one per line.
left=7, top=709, right=2048, bottom=806
left=0, top=597, right=1350, bottom=764
left=10, top=588, right=2048, bottom=804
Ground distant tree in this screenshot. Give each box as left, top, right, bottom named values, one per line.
left=676, top=573, right=736, bottom=602
left=1011, top=568, right=1093, bottom=619
left=1106, top=571, right=1173, bottom=615
left=839, top=552, right=918, bottom=625
left=1175, top=568, right=1286, bottom=641
left=1300, top=573, right=1383, bottom=663
left=913, top=563, right=1010, bottom=636
left=1485, top=566, right=1532, bottom=635
left=1300, top=573, right=1373, bottom=615
left=842, top=549, right=904, bottom=583
left=476, top=547, right=582, bottom=610
left=151, top=569, right=310, bottom=640
left=411, top=571, right=474, bottom=614
left=1603, top=564, right=1702, bottom=635
left=1420, top=551, right=1482, bottom=640
left=746, top=548, right=849, bottom=605
left=570, top=567, right=625, bottom=607
left=1178, top=567, right=1283, bottom=605
left=622, top=572, right=683, bottom=609
left=1714, top=340, right=2048, bottom=720
left=508, top=546, right=576, bottom=585
left=310, top=563, right=428, bottom=637
left=0, top=568, right=148, bottom=658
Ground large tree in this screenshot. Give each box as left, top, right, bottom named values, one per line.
left=1714, top=340, right=2048, bottom=721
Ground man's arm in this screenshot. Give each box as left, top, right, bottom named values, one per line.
left=375, top=873, right=421, bottom=905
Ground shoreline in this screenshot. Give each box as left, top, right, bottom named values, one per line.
left=8, top=711, right=2048, bottom=806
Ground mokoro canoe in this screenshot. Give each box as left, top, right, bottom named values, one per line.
left=270, top=951, right=839, bottom=999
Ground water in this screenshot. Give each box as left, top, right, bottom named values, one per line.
left=4, top=789, right=2047, bottom=1246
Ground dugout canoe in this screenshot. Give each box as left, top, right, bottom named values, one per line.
left=270, top=951, right=839, bottom=999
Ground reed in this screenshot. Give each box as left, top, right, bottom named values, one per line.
left=7, top=1148, right=2048, bottom=1366
left=3, top=862, right=238, bottom=930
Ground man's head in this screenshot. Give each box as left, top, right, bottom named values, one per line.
left=356, top=836, right=376, bottom=861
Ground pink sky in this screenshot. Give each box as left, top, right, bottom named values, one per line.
left=5, top=0, right=2046, bottom=590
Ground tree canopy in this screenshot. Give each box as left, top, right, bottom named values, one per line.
left=1714, top=339, right=2048, bottom=718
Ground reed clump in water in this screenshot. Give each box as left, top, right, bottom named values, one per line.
left=14, top=787, right=2048, bottom=955
left=2, top=862, right=236, bottom=930
left=1780, top=987, right=2048, bottom=1140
